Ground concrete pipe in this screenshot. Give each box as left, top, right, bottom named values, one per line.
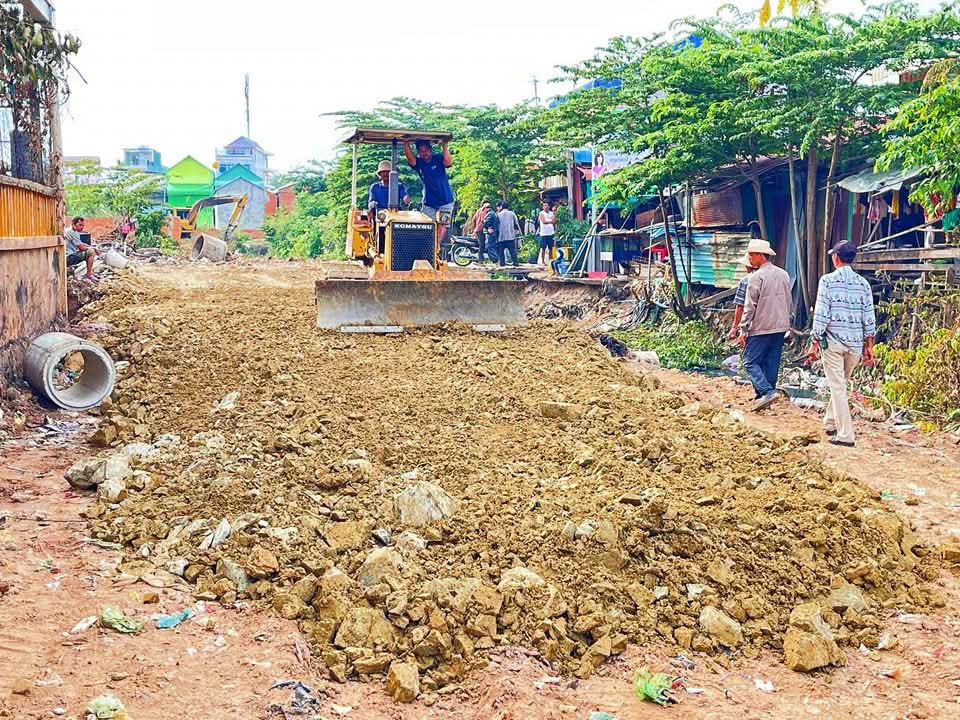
left=191, top=234, right=227, bottom=262
left=24, top=332, right=116, bottom=411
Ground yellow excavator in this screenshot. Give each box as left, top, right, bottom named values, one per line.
left=315, top=128, right=526, bottom=332
left=175, top=194, right=249, bottom=258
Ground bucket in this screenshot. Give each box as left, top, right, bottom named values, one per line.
left=191, top=234, right=227, bottom=262
left=103, top=249, right=128, bottom=269
left=24, top=332, right=116, bottom=411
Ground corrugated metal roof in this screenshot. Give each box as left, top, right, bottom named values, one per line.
left=669, top=232, right=753, bottom=289
left=692, top=188, right=743, bottom=227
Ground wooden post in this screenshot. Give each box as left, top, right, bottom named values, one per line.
left=788, top=154, right=808, bottom=309
left=659, top=188, right=686, bottom=315
left=46, top=79, right=67, bottom=318
left=685, top=180, right=693, bottom=304
left=805, top=145, right=819, bottom=303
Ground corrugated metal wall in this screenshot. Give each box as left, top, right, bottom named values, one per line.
left=0, top=175, right=66, bottom=378
left=692, top=188, right=743, bottom=227
left=669, top=231, right=753, bottom=289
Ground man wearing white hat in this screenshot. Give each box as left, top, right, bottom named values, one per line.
left=738, top=238, right=792, bottom=410
left=367, top=160, right=410, bottom=211
left=728, top=252, right=756, bottom=341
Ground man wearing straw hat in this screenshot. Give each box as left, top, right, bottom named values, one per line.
left=367, top=160, right=410, bottom=211
left=738, top=239, right=792, bottom=411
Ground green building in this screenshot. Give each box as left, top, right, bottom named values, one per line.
left=166, top=155, right=215, bottom=227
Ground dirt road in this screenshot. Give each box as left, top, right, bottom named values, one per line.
left=1, top=262, right=958, bottom=719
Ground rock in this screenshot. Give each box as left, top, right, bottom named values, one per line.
left=334, top=608, right=395, bottom=651
left=386, top=590, right=408, bottom=615
left=694, top=496, right=719, bottom=506
left=783, top=627, right=845, bottom=672
left=372, top=528, right=391, bottom=545
left=354, top=653, right=393, bottom=675
left=97, top=474, right=127, bottom=503
left=166, top=558, right=189, bottom=577
left=91, top=423, right=118, bottom=447
left=357, top=547, right=406, bottom=587
left=291, top=575, right=319, bottom=604
left=395, top=481, right=457, bottom=527
left=273, top=593, right=311, bottom=620
left=344, top=458, right=374, bottom=480
left=561, top=521, right=577, bottom=541
left=92, top=454, right=132, bottom=487
left=706, top=558, right=735, bottom=586
left=674, top=627, right=695, bottom=649
left=325, top=520, right=370, bottom=551
left=394, top=531, right=427, bottom=554
left=539, top=401, right=585, bottom=420
left=574, top=521, right=595, bottom=539
left=784, top=602, right=845, bottom=672
left=626, top=582, right=652, bottom=607
left=385, top=660, right=420, bottom=703
left=498, top=567, right=545, bottom=593
left=698, top=606, right=743, bottom=647
left=142, top=591, right=159, bottom=604
left=825, top=583, right=868, bottom=614
left=593, top=520, right=618, bottom=545
left=940, top=543, right=960, bottom=563
left=63, top=458, right=106, bottom=490
left=199, top=518, right=231, bottom=549
left=120, top=442, right=156, bottom=460
left=216, top=558, right=251, bottom=592
left=11, top=678, right=31, bottom=695
left=246, top=545, right=279, bottom=578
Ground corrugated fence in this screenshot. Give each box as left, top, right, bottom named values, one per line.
left=0, top=175, right=66, bottom=378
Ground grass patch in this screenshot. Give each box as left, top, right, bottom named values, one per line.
left=613, top=319, right=726, bottom=370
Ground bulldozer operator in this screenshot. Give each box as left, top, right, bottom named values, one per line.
left=368, top=160, right=410, bottom=211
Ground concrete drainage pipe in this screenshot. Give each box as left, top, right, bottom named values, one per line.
left=24, top=332, right=116, bottom=411
left=191, top=234, right=227, bottom=262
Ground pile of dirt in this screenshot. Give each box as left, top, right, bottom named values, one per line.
left=77, top=269, right=942, bottom=696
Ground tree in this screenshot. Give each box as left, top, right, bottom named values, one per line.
left=877, top=58, right=960, bottom=215
left=65, top=159, right=106, bottom=215
left=759, top=0, right=825, bottom=27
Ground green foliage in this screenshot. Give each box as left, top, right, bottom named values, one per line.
left=0, top=4, right=80, bottom=109
left=65, top=160, right=106, bottom=215
left=613, top=317, right=726, bottom=369
left=65, top=162, right=163, bottom=221
left=518, top=235, right=540, bottom=263
left=263, top=192, right=340, bottom=259
left=553, top=204, right=591, bottom=241
left=133, top=210, right=166, bottom=248
left=877, top=61, right=960, bottom=214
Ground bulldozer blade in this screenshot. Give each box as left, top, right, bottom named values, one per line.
left=315, top=279, right=528, bottom=331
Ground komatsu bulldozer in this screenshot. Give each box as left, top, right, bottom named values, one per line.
left=315, top=127, right=526, bottom=332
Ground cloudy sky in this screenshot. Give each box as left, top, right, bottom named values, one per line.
left=56, top=0, right=940, bottom=174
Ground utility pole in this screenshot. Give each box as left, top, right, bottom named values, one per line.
left=244, top=73, right=251, bottom=137
left=531, top=76, right=540, bottom=105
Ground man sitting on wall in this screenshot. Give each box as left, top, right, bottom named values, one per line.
left=64, top=216, right=99, bottom=280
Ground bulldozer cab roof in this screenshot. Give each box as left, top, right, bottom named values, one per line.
left=341, top=127, right=453, bottom=145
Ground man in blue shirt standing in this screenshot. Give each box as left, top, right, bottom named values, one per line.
left=367, top=160, right=409, bottom=211
left=404, top=138, right=454, bottom=242
left=807, top=241, right=877, bottom=448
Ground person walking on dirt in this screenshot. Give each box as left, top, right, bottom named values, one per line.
left=496, top=201, right=520, bottom=267
left=404, top=138, right=454, bottom=243
left=537, top=201, right=556, bottom=267
left=728, top=253, right=756, bottom=340
left=806, top=241, right=876, bottom=447
left=64, top=216, right=99, bottom=280
left=738, top=239, right=791, bottom=411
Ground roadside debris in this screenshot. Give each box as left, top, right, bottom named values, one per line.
left=268, top=679, right=321, bottom=716
left=70, top=615, right=99, bottom=634
left=86, top=694, right=130, bottom=719
left=99, top=606, right=143, bottom=634
left=633, top=667, right=675, bottom=705
left=155, top=608, right=192, bottom=629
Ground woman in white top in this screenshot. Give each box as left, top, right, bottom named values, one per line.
left=537, top=200, right=556, bottom=267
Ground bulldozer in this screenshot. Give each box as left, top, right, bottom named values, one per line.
left=315, top=127, right=527, bottom=332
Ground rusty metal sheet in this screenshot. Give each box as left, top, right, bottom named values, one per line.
left=692, top=188, right=743, bottom=227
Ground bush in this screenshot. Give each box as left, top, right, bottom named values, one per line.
left=613, top=317, right=726, bottom=370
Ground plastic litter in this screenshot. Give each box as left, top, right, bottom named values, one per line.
left=155, top=608, right=192, bottom=629
left=35, top=670, right=64, bottom=687
left=85, top=694, right=130, bottom=719
left=754, top=678, right=774, bottom=693
left=672, top=653, right=695, bottom=671
left=589, top=713, right=618, bottom=720
left=269, top=679, right=320, bottom=715
left=70, top=615, right=99, bottom=634
left=633, top=667, right=674, bottom=705
left=332, top=704, right=353, bottom=715
left=99, top=606, right=143, bottom=634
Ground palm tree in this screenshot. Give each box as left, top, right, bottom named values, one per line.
left=759, top=0, right=825, bottom=27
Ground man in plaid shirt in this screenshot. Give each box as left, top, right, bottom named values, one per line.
left=807, top=241, right=877, bottom=447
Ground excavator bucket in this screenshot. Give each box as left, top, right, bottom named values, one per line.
left=315, top=275, right=528, bottom=332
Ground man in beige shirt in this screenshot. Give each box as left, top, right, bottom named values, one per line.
left=738, top=239, right=792, bottom=411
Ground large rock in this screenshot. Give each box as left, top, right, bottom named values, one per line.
left=246, top=545, right=280, bottom=578
left=324, top=521, right=371, bottom=551
left=385, top=660, right=420, bottom=703
left=92, top=454, right=132, bottom=486
left=333, top=607, right=395, bottom=651
left=357, top=547, right=406, bottom=587
left=497, top=566, right=545, bottom=593
left=698, top=605, right=743, bottom=648
left=216, top=558, right=251, bottom=592
left=539, top=401, right=585, bottom=420
left=395, top=481, right=457, bottom=527
left=825, top=584, right=868, bottom=614
left=64, top=457, right=105, bottom=490
left=784, top=602, right=845, bottom=672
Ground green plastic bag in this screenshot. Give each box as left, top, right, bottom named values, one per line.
left=86, top=694, right=130, bottom=719
left=100, top=606, right=143, bottom=634
left=633, top=666, right=673, bottom=705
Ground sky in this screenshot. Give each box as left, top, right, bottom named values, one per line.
left=55, top=0, right=941, bottom=176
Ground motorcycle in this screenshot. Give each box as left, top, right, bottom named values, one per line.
left=448, top=235, right=499, bottom=267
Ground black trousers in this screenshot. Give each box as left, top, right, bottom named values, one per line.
left=497, top=239, right=518, bottom=266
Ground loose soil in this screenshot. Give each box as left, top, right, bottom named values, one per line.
left=2, top=261, right=959, bottom=719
